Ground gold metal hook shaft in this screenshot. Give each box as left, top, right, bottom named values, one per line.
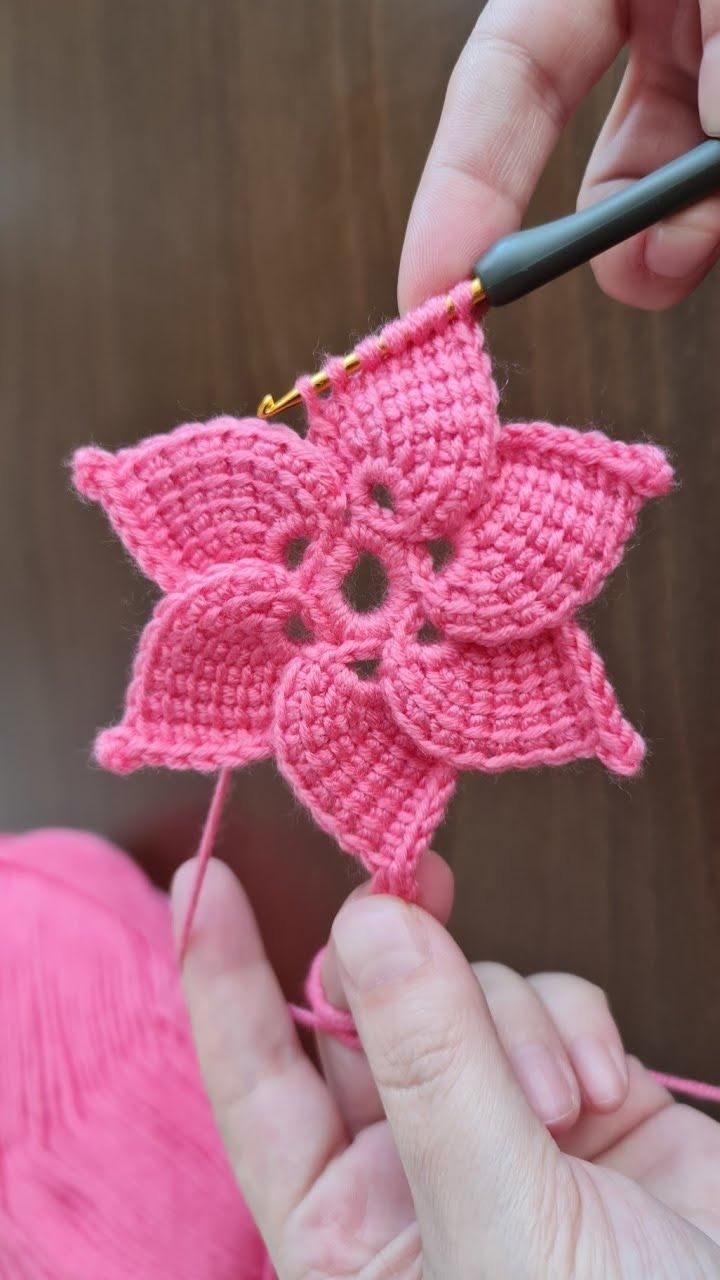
left=257, top=277, right=485, bottom=419
left=257, top=352, right=361, bottom=420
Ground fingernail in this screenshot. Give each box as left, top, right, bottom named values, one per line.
left=644, top=223, right=717, bottom=280
left=333, top=896, right=431, bottom=991
left=700, top=35, right=720, bottom=136
left=510, top=1044, right=578, bottom=1125
left=570, top=1037, right=628, bottom=1108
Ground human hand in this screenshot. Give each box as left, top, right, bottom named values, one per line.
left=399, top=0, right=720, bottom=314
left=172, top=855, right=720, bottom=1279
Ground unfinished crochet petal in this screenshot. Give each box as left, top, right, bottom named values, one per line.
left=73, top=417, right=344, bottom=592
left=413, top=423, right=673, bottom=644
left=274, top=647, right=456, bottom=894
left=97, top=563, right=309, bottom=774
left=383, top=618, right=645, bottom=776
left=298, top=283, right=499, bottom=541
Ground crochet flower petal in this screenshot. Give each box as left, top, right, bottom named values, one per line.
left=298, top=283, right=499, bottom=540
left=274, top=647, right=456, bottom=893
left=413, top=423, right=673, bottom=644
left=73, top=417, right=344, bottom=592
left=96, top=563, right=310, bottom=774
left=383, top=619, right=645, bottom=776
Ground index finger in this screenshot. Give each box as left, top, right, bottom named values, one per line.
left=398, top=0, right=624, bottom=312
left=171, top=858, right=346, bottom=1255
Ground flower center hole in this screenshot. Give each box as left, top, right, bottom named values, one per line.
left=342, top=550, right=388, bottom=614
left=370, top=482, right=394, bottom=511
left=350, top=658, right=380, bottom=681
left=417, top=620, right=442, bottom=645
left=427, top=538, right=454, bottom=572
left=283, top=536, right=310, bottom=570
left=284, top=613, right=314, bottom=645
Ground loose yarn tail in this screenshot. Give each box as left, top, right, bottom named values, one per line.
left=176, top=767, right=233, bottom=961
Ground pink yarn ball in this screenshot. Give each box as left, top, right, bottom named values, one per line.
left=0, top=829, right=268, bottom=1279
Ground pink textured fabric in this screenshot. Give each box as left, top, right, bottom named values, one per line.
left=0, top=829, right=267, bottom=1279
left=73, top=281, right=672, bottom=905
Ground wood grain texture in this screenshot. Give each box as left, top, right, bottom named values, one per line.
left=1, top=1, right=719, bottom=1079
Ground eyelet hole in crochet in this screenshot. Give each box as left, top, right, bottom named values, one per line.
left=284, top=613, right=314, bottom=645
left=349, top=657, right=380, bottom=681
left=417, top=620, right=441, bottom=645
left=283, top=535, right=310, bottom=570
left=342, top=551, right=388, bottom=614
left=427, top=538, right=454, bottom=572
left=370, top=482, right=394, bottom=511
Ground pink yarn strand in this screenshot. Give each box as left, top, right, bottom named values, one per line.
left=291, top=951, right=720, bottom=1105
left=177, top=767, right=232, bottom=960
left=650, top=1070, right=720, bottom=1104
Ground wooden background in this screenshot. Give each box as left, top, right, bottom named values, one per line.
left=2, top=0, right=719, bottom=1084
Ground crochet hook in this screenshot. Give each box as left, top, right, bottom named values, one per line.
left=258, top=138, right=720, bottom=418
left=476, top=137, right=720, bottom=305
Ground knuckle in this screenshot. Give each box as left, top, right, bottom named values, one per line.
left=472, top=960, right=520, bottom=995
left=586, top=980, right=611, bottom=1013
left=473, top=959, right=516, bottom=983
left=530, top=1155, right=603, bottom=1280
left=537, top=1166, right=582, bottom=1280
left=374, top=1011, right=469, bottom=1105
left=474, top=964, right=545, bottom=1027
left=573, top=977, right=611, bottom=1017
left=203, top=1013, right=301, bottom=1118
left=467, top=29, right=570, bottom=132
left=531, top=971, right=611, bottom=1016
left=489, top=1144, right=588, bottom=1280
left=545, top=1161, right=625, bottom=1280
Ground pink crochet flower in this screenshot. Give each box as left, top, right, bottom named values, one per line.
left=73, top=282, right=672, bottom=896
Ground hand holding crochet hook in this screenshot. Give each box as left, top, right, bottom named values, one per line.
left=399, top=0, right=720, bottom=314
left=173, top=1, right=720, bottom=1276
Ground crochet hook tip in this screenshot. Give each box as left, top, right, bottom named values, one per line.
left=257, top=393, right=279, bottom=418
left=258, top=357, right=356, bottom=418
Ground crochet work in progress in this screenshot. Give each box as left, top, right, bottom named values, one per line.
left=74, top=281, right=672, bottom=904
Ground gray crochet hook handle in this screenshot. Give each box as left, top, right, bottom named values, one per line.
left=474, top=138, right=720, bottom=306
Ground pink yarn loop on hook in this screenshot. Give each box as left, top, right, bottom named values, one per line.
left=177, top=767, right=233, bottom=960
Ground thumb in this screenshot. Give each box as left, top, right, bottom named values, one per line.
left=332, top=895, right=567, bottom=1278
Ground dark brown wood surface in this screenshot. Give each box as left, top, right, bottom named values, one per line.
left=2, top=1, right=719, bottom=1083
